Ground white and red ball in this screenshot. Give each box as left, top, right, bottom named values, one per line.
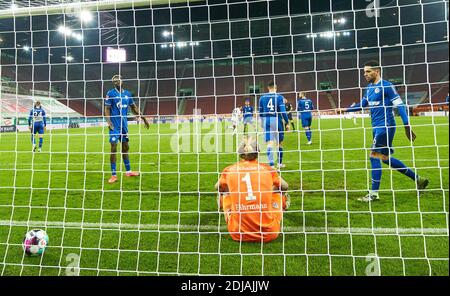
left=23, top=229, right=49, bottom=256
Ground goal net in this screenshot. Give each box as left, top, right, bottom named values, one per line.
left=0, top=0, right=448, bottom=276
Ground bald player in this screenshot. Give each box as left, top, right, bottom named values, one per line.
left=215, top=137, right=290, bottom=243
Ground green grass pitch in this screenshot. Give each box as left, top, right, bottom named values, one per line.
left=0, top=116, right=448, bottom=276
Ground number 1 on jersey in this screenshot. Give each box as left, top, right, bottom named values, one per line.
left=242, top=173, right=256, bottom=201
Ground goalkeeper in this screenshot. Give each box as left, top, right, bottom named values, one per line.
left=215, top=137, right=290, bottom=243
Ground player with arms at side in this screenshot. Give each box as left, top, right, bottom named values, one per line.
left=28, top=100, right=46, bottom=152
left=297, top=92, right=314, bottom=145
left=284, top=98, right=296, bottom=131
left=259, top=81, right=290, bottom=169
left=242, top=99, right=254, bottom=136
left=105, top=75, right=149, bottom=184
left=338, top=61, right=429, bottom=202
left=215, top=137, right=290, bottom=243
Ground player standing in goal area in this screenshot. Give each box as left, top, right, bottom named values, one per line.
left=104, top=75, right=149, bottom=184
left=259, top=81, right=290, bottom=169
left=338, top=61, right=429, bottom=202
left=242, top=98, right=255, bottom=136
left=297, top=92, right=314, bottom=145
left=28, top=100, right=46, bottom=152
left=215, top=137, right=290, bottom=243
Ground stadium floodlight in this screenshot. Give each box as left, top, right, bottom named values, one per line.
left=22, top=45, right=30, bottom=52
left=162, top=30, right=173, bottom=37
left=79, top=10, right=93, bottom=23
left=65, top=56, right=74, bottom=62
left=334, top=18, right=346, bottom=24
left=176, top=42, right=188, bottom=48
left=72, top=32, right=83, bottom=41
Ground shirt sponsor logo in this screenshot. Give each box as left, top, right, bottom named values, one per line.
left=369, top=101, right=380, bottom=106
left=234, top=203, right=268, bottom=211
left=116, top=102, right=128, bottom=109
left=374, top=88, right=380, bottom=94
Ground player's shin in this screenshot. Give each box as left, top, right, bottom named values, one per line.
left=38, top=137, right=43, bottom=148
left=123, top=158, right=131, bottom=172
left=382, top=157, right=417, bottom=181
left=306, top=128, right=312, bottom=141
left=278, top=147, right=283, bottom=165
left=267, top=147, right=275, bottom=167
left=370, top=157, right=382, bottom=193
left=111, top=162, right=117, bottom=176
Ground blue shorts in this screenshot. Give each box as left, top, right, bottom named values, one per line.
left=262, top=116, right=284, bottom=143
left=32, top=123, right=45, bottom=134
left=300, top=116, right=312, bottom=128
left=372, top=127, right=395, bottom=156
left=109, top=124, right=129, bottom=144
left=243, top=117, right=253, bottom=124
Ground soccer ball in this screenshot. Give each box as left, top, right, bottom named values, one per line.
left=23, top=229, right=49, bottom=256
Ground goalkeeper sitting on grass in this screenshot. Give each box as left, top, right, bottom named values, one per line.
left=215, top=137, right=290, bottom=243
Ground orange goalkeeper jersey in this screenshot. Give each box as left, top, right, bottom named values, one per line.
left=218, top=159, right=286, bottom=242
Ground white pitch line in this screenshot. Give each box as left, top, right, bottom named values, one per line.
left=0, top=158, right=448, bottom=167
left=0, top=220, right=448, bottom=235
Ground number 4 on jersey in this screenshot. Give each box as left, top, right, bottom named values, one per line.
left=267, top=98, right=274, bottom=112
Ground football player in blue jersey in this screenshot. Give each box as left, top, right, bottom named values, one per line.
left=284, top=98, right=296, bottom=131
left=259, top=81, right=290, bottom=169
left=338, top=61, right=429, bottom=202
left=242, top=98, right=254, bottom=135
left=28, top=100, right=46, bottom=152
left=297, top=92, right=314, bottom=144
left=105, top=75, right=149, bottom=184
